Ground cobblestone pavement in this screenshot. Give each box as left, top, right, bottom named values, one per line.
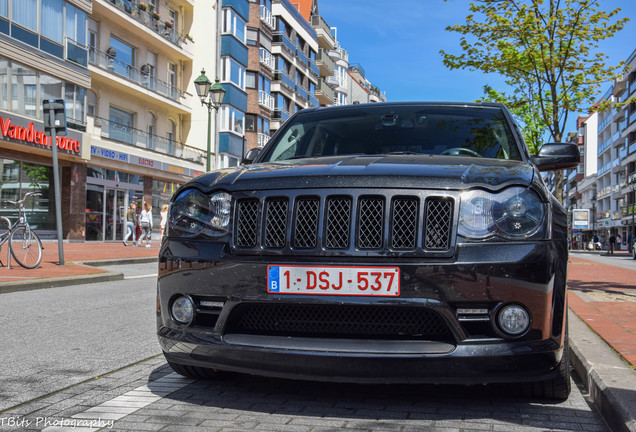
left=0, top=356, right=609, bottom=432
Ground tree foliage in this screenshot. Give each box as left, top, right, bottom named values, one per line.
left=440, top=0, right=629, bottom=202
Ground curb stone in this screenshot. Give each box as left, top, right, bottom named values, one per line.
left=568, top=310, right=636, bottom=432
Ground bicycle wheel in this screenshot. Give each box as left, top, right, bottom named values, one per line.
left=9, top=225, right=43, bottom=269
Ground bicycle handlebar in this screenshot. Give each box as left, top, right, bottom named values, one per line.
left=4, top=192, right=42, bottom=208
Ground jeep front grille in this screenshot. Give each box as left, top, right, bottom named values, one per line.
left=233, top=190, right=455, bottom=255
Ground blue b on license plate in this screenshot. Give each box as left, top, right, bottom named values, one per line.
left=267, top=265, right=400, bottom=296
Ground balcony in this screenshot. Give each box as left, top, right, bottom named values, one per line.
left=310, top=15, right=335, bottom=50
left=308, top=93, right=319, bottom=108
left=273, top=31, right=296, bottom=56
left=258, top=133, right=270, bottom=148
left=259, top=47, right=275, bottom=70
left=273, top=70, right=295, bottom=92
left=295, top=84, right=308, bottom=101
left=258, top=90, right=275, bottom=110
left=309, top=60, right=320, bottom=77
left=89, top=48, right=189, bottom=105
left=597, top=114, right=611, bottom=133
left=102, top=0, right=192, bottom=53
left=65, top=37, right=88, bottom=68
left=90, top=115, right=205, bottom=163
left=273, top=109, right=291, bottom=123
left=296, top=48, right=308, bottom=67
left=316, top=49, right=335, bottom=77
left=260, top=4, right=276, bottom=30
left=315, top=78, right=335, bottom=106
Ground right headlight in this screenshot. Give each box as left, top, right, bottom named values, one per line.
left=169, top=189, right=232, bottom=237
left=458, top=187, right=547, bottom=240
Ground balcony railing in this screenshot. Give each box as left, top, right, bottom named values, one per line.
left=106, top=0, right=190, bottom=51
left=273, top=31, right=296, bottom=54
left=260, top=4, right=276, bottom=30
left=597, top=114, right=612, bottom=133
left=273, top=108, right=291, bottom=122
left=296, top=48, right=308, bottom=67
left=274, top=70, right=295, bottom=91
left=258, top=90, right=275, bottom=110
left=259, top=47, right=275, bottom=70
left=308, top=93, right=319, bottom=108
left=65, top=37, right=88, bottom=68
left=597, top=137, right=612, bottom=155
left=91, top=115, right=205, bottom=163
left=310, top=15, right=332, bottom=38
left=295, top=84, right=308, bottom=100
left=309, top=60, right=320, bottom=77
left=90, top=48, right=187, bottom=103
left=257, top=133, right=270, bottom=148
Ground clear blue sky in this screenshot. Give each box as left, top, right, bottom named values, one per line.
left=318, top=0, right=635, bottom=134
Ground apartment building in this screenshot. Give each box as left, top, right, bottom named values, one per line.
left=566, top=47, right=636, bottom=249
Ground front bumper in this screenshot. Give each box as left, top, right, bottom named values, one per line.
left=156, top=239, right=567, bottom=384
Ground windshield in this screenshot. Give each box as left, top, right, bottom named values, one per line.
left=260, top=105, right=522, bottom=162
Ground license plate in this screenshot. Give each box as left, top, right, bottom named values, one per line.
left=267, top=265, right=400, bottom=296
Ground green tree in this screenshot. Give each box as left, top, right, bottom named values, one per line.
left=440, top=0, right=629, bottom=203
left=479, top=84, right=547, bottom=156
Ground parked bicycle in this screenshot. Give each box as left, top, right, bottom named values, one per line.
left=0, top=192, right=43, bottom=269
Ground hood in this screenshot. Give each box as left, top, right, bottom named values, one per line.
left=187, top=155, right=536, bottom=193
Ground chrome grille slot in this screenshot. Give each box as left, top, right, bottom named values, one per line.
left=325, top=197, right=352, bottom=249
left=357, top=197, right=384, bottom=249
left=391, top=197, right=418, bottom=249
left=235, top=199, right=259, bottom=247
left=264, top=198, right=288, bottom=248
left=425, top=198, right=453, bottom=250
left=294, top=198, right=320, bottom=249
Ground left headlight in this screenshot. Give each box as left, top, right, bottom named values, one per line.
left=169, top=189, right=232, bottom=237
left=458, top=187, right=546, bottom=240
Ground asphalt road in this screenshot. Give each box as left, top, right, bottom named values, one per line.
left=0, top=262, right=611, bottom=431
left=0, top=263, right=160, bottom=411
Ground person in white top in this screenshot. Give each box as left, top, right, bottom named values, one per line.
left=159, top=204, right=169, bottom=239
left=139, top=202, right=153, bottom=247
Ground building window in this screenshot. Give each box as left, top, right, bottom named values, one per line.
left=222, top=57, right=245, bottom=90
left=259, top=74, right=270, bottom=94
left=247, top=28, right=258, bottom=46
left=65, top=84, right=85, bottom=124
left=246, top=71, right=257, bottom=89
left=109, top=36, right=135, bottom=78
left=245, top=114, right=256, bottom=132
left=167, top=62, right=177, bottom=97
left=11, top=63, right=37, bottom=117
left=0, top=0, right=7, bottom=17
left=222, top=8, right=246, bottom=44
left=0, top=58, right=8, bottom=110
left=109, top=106, right=135, bottom=144
left=41, top=0, right=63, bottom=43
left=65, top=2, right=87, bottom=45
left=12, top=0, right=37, bottom=31
left=221, top=105, right=245, bottom=135
left=146, top=112, right=156, bottom=149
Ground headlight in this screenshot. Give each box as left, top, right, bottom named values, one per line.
left=458, top=187, right=546, bottom=240
left=169, top=189, right=232, bottom=237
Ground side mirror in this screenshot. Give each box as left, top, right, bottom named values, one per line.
left=242, top=147, right=262, bottom=165
left=531, top=143, right=580, bottom=172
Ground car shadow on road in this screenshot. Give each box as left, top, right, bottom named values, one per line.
left=145, top=364, right=608, bottom=431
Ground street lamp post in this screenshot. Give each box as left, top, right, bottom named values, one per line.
left=194, top=69, right=226, bottom=172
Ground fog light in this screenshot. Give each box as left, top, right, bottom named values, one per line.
left=497, top=304, right=530, bottom=336
left=171, top=295, right=194, bottom=325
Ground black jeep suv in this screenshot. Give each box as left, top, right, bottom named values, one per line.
left=157, top=102, right=579, bottom=399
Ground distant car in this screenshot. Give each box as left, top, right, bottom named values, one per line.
left=157, top=102, right=580, bottom=399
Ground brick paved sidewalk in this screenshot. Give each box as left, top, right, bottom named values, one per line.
left=568, top=254, right=636, bottom=367
left=0, top=241, right=158, bottom=284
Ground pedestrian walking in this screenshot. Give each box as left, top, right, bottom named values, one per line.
left=608, top=234, right=616, bottom=254
left=123, top=203, right=137, bottom=246
left=159, top=204, right=169, bottom=239
left=139, top=202, right=153, bottom=247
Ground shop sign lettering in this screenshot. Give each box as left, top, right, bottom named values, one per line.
left=167, top=165, right=185, bottom=174
left=0, top=115, right=81, bottom=154
left=91, top=146, right=128, bottom=162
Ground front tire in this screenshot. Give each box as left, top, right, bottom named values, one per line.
left=9, top=226, right=43, bottom=269
left=522, top=324, right=571, bottom=400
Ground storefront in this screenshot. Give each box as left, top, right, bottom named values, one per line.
left=0, top=109, right=86, bottom=239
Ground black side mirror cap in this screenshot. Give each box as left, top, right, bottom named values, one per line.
left=242, top=147, right=262, bottom=165
left=531, top=143, right=580, bottom=172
